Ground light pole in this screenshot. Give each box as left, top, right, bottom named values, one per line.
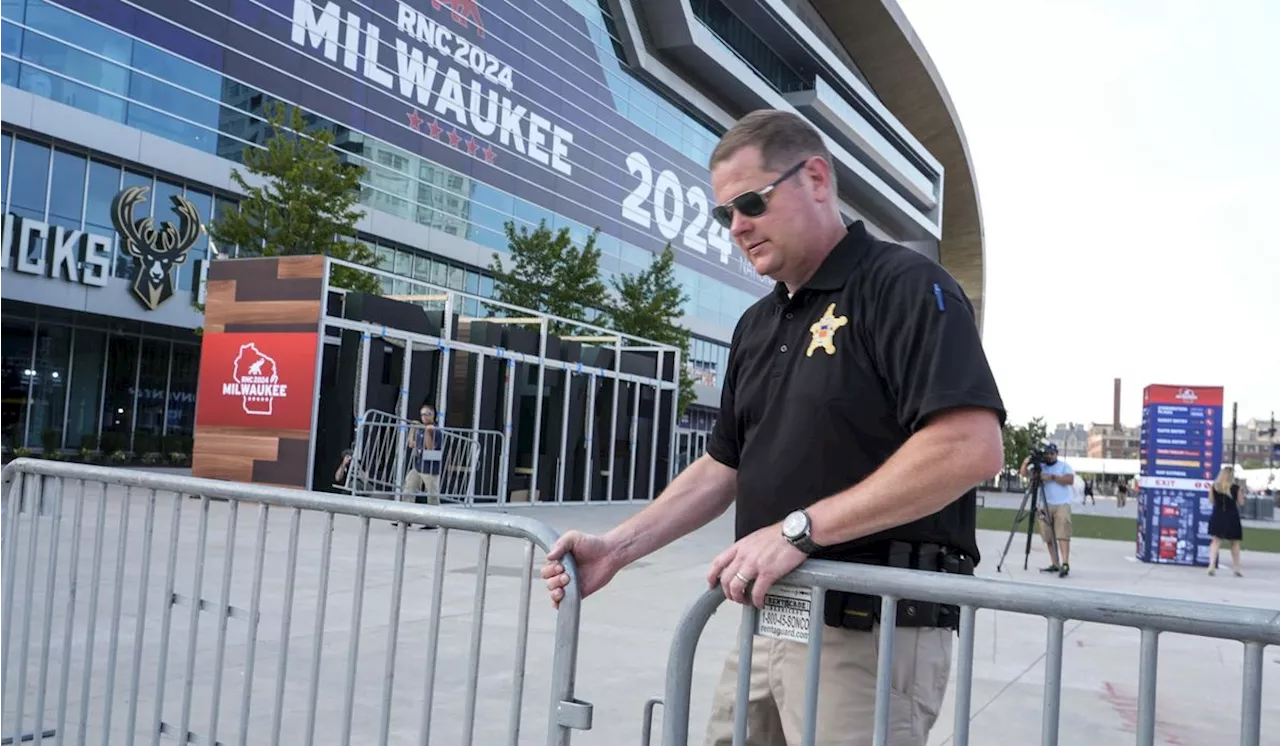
left=1266, top=410, right=1276, bottom=491
left=1230, top=402, right=1238, bottom=467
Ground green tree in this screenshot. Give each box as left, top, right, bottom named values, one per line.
left=488, top=219, right=608, bottom=334
left=1002, top=416, right=1048, bottom=476
left=208, top=101, right=380, bottom=294
left=606, top=245, right=696, bottom=416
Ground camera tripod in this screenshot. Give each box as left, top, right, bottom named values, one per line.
left=996, top=464, right=1060, bottom=572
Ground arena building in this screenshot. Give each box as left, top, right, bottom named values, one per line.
left=1, top=0, right=985, bottom=477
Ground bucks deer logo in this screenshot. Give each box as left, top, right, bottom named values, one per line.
left=110, top=185, right=202, bottom=311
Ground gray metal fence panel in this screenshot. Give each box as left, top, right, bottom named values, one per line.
left=651, top=559, right=1279, bottom=746
left=1, top=458, right=590, bottom=746
left=345, top=409, right=505, bottom=505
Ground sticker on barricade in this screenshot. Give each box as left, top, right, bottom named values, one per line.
left=755, top=584, right=813, bottom=644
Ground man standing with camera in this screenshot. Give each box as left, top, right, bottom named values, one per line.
left=1020, top=443, right=1075, bottom=577
left=541, top=110, right=1006, bottom=745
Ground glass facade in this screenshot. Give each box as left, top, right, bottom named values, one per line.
left=1, top=129, right=228, bottom=291
left=0, top=129, right=527, bottom=450
left=0, top=0, right=762, bottom=452
left=1, top=300, right=200, bottom=454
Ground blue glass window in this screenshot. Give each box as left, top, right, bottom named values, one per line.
left=412, top=254, right=431, bottom=283
left=1, top=133, right=12, bottom=212
left=83, top=159, right=121, bottom=241
left=20, top=0, right=131, bottom=122
left=1, top=56, right=16, bottom=87
left=1, top=0, right=22, bottom=87
left=47, top=149, right=86, bottom=226
left=152, top=178, right=184, bottom=223
left=8, top=138, right=48, bottom=271
left=9, top=137, right=49, bottom=220
left=127, top=43, right=220, bottom=154
left=593, top=231, right=620, bottom=260
left=512, top=199, right=546, bottom=233
left=180, top=187, right=213, bottom=291
left=211, top=197, right=239, bottom=257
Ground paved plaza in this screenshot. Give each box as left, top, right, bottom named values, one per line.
left=2, top=479, right=1277, bottom=745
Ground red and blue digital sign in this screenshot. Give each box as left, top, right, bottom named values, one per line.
left=1137, top=384, right=1223, bottom=566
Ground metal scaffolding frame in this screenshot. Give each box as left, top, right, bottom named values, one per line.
left=308, top=257, right=683, bottom=505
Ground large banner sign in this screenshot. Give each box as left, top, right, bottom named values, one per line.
left=1136, top=384, right=1224, bottom=566
left=52, top=0, right=774, bottom=296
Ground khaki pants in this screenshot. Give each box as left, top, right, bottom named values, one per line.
left=704, top=623, right=952, bottom=746
left=403, top=470, right=440, bottom=506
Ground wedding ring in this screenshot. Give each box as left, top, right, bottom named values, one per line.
left=733, top=571, right=752, bottom=585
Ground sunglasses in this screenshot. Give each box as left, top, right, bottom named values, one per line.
left=710, top=160, right=808, bottom=230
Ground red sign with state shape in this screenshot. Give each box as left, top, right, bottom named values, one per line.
left=195, top=332, right=318, bottom=431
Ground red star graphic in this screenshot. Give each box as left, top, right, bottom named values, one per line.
left=427, top=119, right=443, bottom=138
left=447, top=130, right=462, bottom=148
left=465, top=138, right=479, bottom=155
left=406, top=110, right=423, bottom=131
left=482, top=144, right=496, bottom=163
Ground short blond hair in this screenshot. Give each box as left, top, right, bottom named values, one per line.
left=709, top=109, right=834, bottom=186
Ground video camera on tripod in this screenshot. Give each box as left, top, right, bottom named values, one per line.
left=1026, top=443, right=1050, bottom=471
left=996, top=441, right=1060, bottom=572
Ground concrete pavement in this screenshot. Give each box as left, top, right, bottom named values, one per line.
left=3, top=481, right=1276, bottom=745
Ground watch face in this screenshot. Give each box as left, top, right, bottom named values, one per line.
left=783, top=511, right=807, bottom=538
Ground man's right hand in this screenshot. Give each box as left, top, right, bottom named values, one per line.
left=540, top=531, right=623, bottom=609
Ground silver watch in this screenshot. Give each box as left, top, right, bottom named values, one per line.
left=782, top=509, right=820, bottom=554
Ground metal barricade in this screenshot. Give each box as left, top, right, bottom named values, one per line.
left=346, top=409, right=505, bottom=505
left=650, top=559, right=1278, bottom=746
left=1, top=458, right=591, bottom=746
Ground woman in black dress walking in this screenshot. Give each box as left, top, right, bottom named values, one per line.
left=1207, top=466, right=1244, bottom=576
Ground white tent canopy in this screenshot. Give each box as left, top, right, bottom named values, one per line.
left=1058, top=457, right=1275, bottom=490
left=1238, top=468, right=1277, bottom=491
left=1059, top=456, right=1141, bottom=476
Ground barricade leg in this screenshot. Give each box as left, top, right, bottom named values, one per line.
left=1136, top=629, right=1159, bottom=746
left=952, top=606, right=977, bottom=746
left=1042, top=617, right=1064, bottom=746
left=1241, top=642, right=1263, bottom=746
left=799, top=589, right=825, bottom=746
left=871, top=596, right=898, bottom=746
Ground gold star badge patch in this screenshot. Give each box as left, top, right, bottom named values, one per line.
left=806, top=303, right=848, bottom=357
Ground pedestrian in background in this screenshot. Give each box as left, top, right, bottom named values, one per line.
left=1207, top=466, right=1244, bottom=577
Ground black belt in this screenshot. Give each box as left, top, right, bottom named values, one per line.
left=822, top=540, right=973, bottom=632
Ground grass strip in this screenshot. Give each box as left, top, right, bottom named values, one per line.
left=976, top=507, right=1280, bottom=553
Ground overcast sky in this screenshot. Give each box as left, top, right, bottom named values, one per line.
left=895, top=0, right=1278, bottom=429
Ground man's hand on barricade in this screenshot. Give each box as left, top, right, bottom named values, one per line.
left=541, top=531, right=622, bottom=609
left=707, top=524, right=806, bottom=608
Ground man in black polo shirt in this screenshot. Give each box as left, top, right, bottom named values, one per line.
left=541, top=110, right=1005, bottom=745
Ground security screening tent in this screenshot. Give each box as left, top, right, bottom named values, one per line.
left=190, top=255, right=683, bottom=505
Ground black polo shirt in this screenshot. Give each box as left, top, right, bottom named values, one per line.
left=706, top=221, right=1006, bottom=564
